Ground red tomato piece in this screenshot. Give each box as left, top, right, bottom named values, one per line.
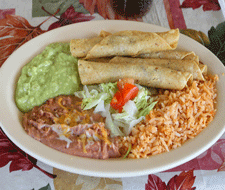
left=117, top=78, right=135, bottom=91
left=122, top=83, right=139, bottom=103
left=110, top=91, right=124, bottom=112
left=111, top=81, right=139, bottom=113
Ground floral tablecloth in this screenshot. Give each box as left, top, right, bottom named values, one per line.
left=1, top=0, right=225, bottom=189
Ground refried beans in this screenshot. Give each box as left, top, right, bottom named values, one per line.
left=22, top=95, right=121, bottom=159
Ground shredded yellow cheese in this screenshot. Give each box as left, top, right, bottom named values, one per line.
left=80, top=134, right=87, bottom=153
left=54, top=97, right=111, bottom=153
left=95, top=125, right=111, bottom=145
left=57, top=97, right=68, bottom=111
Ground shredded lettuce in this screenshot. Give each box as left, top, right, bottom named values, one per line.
left=123, top=143, right=132, bottom=159
left=74, top=82, right=117, bottom=110
left=133, top=87, right=158, bottom=118
left=74, top=82, right=157, bottom=137
left=137, top=101, right=158, bottom=118
left=103, top=104, right=124, bottom=137
left=134, top=88, right=149, bottom=110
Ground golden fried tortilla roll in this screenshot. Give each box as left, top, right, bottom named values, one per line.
left=99, top=30, right=112, bottom=37
left=155, top=30, right=179, bottom=49
left=138, top=50, right=199, bottom=64
left=70, top=30, right=112, bottom=58
left=84, top=29, right=180, bottom=59
left=78, top=60, right=193, bottom=90
left=70, top=37, right=103, bottom=58
left=110, top=57, right=205, bottom=81
left=199, top=64, right=207, bottom=75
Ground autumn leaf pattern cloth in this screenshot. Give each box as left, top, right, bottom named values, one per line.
left=1, top=0, right=225, bottom=190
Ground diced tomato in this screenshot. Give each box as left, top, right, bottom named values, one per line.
left=110, top=81, right=139, bottom=113
left=122, top=83, right=139, bottom=103
left=110, top=91, right=124, bottom=112
left=117, top=78, right=135, bottom=91
left=118, top=106, right=123, bottom=113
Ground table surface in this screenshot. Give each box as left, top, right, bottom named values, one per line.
left=0, top=0, right=225, bottom=189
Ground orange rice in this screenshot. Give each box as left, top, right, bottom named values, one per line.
left=119, top=74, right=218, bottom=158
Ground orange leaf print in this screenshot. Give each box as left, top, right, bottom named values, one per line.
left=0, top=15, right=46, bottom=67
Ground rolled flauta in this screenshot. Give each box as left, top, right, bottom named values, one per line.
left=85, top=29, right=180, bottom=59
left=138, top=50, right=199, bottom=64
left=78, top=60, right=193, bottom=90
left=199, top=63, right=207, bottom=74
left=70, top=37, right=103, bottom=58
left=137, top=50, right=207, bottom=75
left=99, top=30, right=112, bottom=37
left=109, top=56, right=205, bottom=81
left=70, top=30, right=112, bottom=58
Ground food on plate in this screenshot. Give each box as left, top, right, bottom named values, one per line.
left=137, top=50, right=207, bottom=75
left=99, top=30, right=112, bottom=37
left=22, top=95, right=121, bottom=159
left=199, top=64, right=207, bottom=75
left=119, top=75, right=218, bottom=158
left=70, top=29, right=180, bottom=58
left=109, top=56, right=205, bottom=80
left=78, top=59, right=193, bottom=90
left=70, top=37, right=103, bottom=58
left=110, top=78, right=139, bottom=113
left=70, top=30, right=112, bottom=58
left=15, top=43, right=81, bottom=112
left=74, top=79, right=158, bottom=137
left=137, top=50, right=199, bottom=63
left=85, top=29, right=179, bottom=59
left=15, top=29, right=218, bottom=160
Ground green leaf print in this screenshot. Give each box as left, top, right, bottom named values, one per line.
left=32, top=0, right=89, bottom=17
left=38, top=183, right=52, bottom=190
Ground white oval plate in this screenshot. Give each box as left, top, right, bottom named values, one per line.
left=0, top=20, right=225, bottom=178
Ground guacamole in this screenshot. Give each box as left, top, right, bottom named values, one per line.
left=15, top=42, right=81, bottom=112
